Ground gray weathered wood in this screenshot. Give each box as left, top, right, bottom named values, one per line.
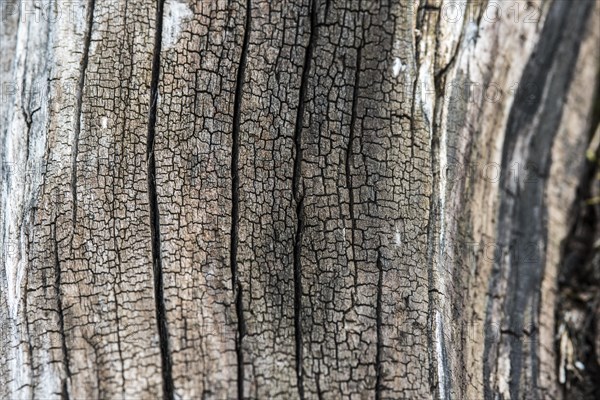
left=1, top=0, right=599, bottom=399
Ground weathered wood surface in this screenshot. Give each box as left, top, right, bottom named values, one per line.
left=1, top=0, right=599, bottom=399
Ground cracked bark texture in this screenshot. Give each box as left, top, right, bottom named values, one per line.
left=1, top=0, right=599, bottom=399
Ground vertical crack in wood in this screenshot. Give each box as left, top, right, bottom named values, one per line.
left=231, top=0, right=251, bottom=398
left=346, top=44, right=361, bottom=290
left=112, top=286, right=126, bottom=395
left=146, top=0, right=173, bottom=398
left=22, top=272, right=35, bottom=400
left=292, top=194, right=306, bottom=400
left=292, top=1, right=319, bottom=398
left=111, top=163, right=126, bottom=394
left=375, top=250, right=384, bottom=400
left=71, top=0, right=96, bottom=230
left=52, top=221, right=71, bottom=400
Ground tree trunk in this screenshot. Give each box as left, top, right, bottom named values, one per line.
left=1, top=0, right=599, bottom=399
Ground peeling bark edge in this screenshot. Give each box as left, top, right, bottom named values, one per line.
left=146, top=0, right=174, bottom=399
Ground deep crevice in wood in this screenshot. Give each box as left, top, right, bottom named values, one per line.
left=146, top=0, right=174, bottom=398
left=230, top=0, right=252, bottom=397
left=52, top=221, right=71, bottom=400
left=71, top=0, right=96, bottom=230
left=291, top=1, right=320, bottom=398
left=375, top=250, right=384, bottom=400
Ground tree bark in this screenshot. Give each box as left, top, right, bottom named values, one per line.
left=1, top=0, right=599, bottom=399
